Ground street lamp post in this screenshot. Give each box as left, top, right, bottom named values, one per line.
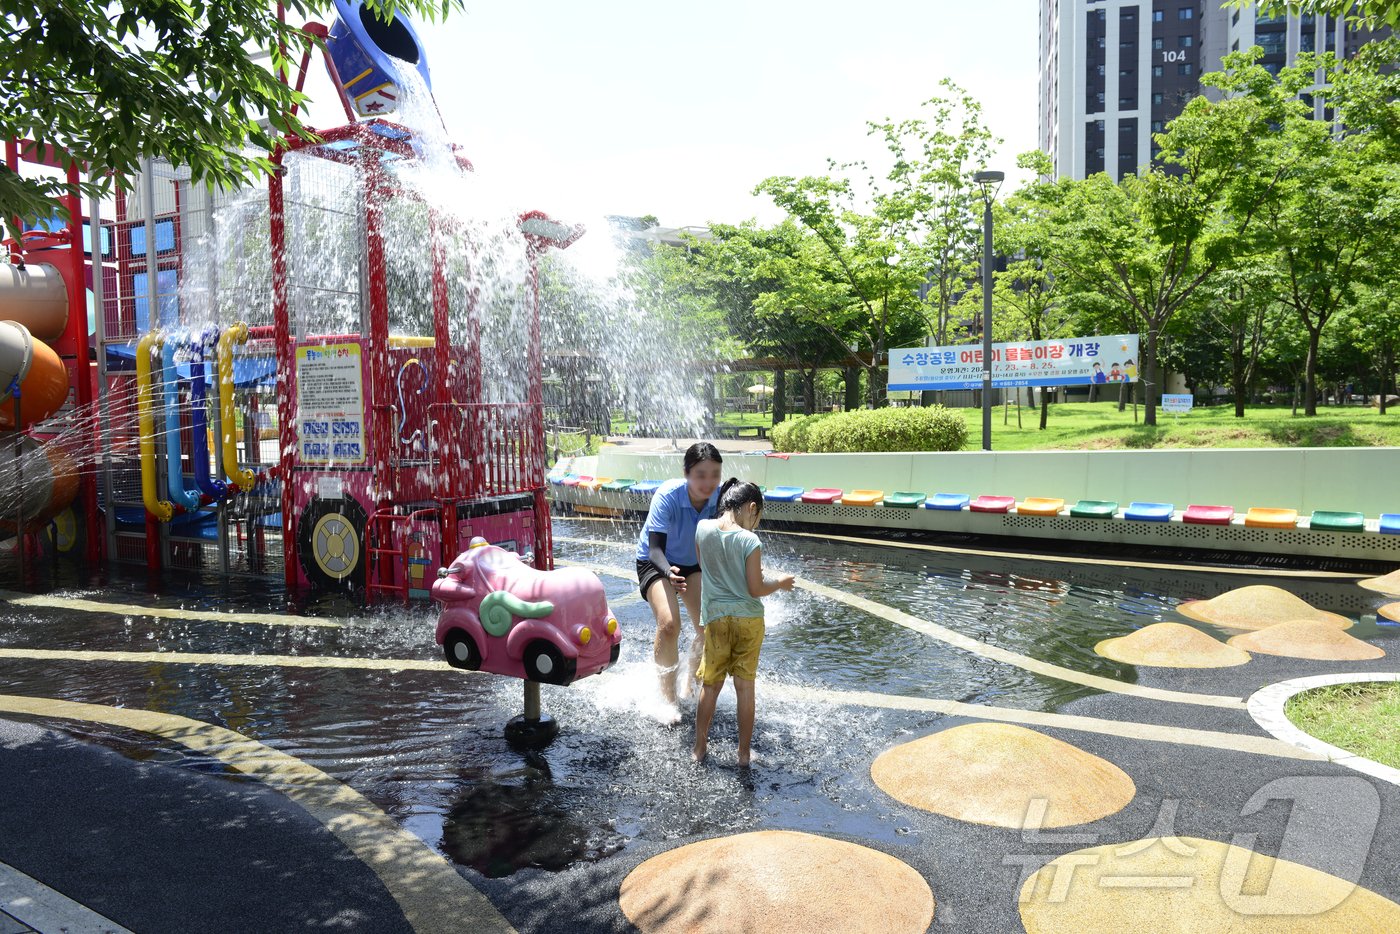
left=972, top=170, right=1004, bottom=452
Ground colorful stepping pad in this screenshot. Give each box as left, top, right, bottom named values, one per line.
left=601, top=478, right=635, bottom=491
left=1228, top=620, right=1384, bottom=661
left=1380, top=603, right=1400, bottom=624
left=1125, top=501, right=1173, bottom=521
left=1183, top=504, right=1234, bottom=525
left=800, top=488, right=843, bottom=504
left=1094, top=622, right=1250, bottom=668
left=1358, top=569, right=1400, bottom=596
left=870, top=722, right=1135, bottom=828
left=1017, top=497, right=1065, bottom=516
left=1245, top=506, right=1299, bottom=529
left=841, top=490, right=883, bottom=507
left=1177, top=585, right=1352, bottom=631
left=619, top=831, right=934, bottom=934
left=630, top=479, right=663, bottom=495
left=926, top=492, right=970, bottom=510
left=1019, top=836, right=1400, bottom=932
left=883, top=492, right=927, bottom=508
left=763, top=486, right=804, bottom=502
left=1070, top=499, right=1119, bottom=519
left=1309, top=510, right=1365, bottom=532
left=969, top=495, right=1015, bottom=513
left=560, top=474, right=583, bottom=487
left=579, top=477, right=611, bottom=492
left=1382, top=514, right=1400, bottom=535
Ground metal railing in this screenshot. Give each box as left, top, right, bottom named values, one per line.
left=428, top=402, right=543, bottom=500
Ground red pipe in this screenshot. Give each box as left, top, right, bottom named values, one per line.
left=269, top=148, right=297, bottom=592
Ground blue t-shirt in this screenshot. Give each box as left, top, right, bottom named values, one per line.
left=634, top=478, right=719, bottom=566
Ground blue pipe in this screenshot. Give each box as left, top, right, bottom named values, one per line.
left=161, top=336, right=202, bottom=511
left=188, top=329, right=227, bottom=500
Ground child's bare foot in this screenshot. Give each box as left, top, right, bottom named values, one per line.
left=648, top=701, right=682, bottom=726
left=737, top=750, right=755, bottom=768
left=692, top=742, right=707, bottom=763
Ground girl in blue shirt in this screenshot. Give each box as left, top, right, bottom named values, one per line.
left=635, top=442, right=722, bottom=720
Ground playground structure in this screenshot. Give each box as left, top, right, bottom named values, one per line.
left=1, top=0, right=580, bottom=600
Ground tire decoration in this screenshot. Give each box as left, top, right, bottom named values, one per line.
left=297, top=495, right=369, bottom=591
left=443, top=629, right=482, bottom=670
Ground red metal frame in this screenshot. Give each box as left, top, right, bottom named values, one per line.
left=2, top=139, right=102, bottom=567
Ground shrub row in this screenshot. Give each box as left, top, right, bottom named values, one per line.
left=770, top=406, right=967, bottom=453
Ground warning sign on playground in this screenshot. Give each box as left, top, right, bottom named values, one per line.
left=296, top=343, right=366, bottom=464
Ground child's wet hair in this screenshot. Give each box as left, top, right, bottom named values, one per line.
left=684, top=442, right=723, bottom=474
left=716, top=478, right=764, bottom=514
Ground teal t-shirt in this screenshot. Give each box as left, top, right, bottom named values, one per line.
left=695, top=520, right=764, bottom=624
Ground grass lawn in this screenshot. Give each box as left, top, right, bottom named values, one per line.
left=950, top=401, right=1400, bottom=451
left=1285, top=682, right=1400, bottom=770
left=598, top=401, right=1398, bottom=452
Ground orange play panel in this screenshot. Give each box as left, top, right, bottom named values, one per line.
left=1244, top=507, right=1298, bottom=529
left=1017, top=497, right=1065, bottom=516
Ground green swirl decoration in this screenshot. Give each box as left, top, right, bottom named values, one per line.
left=479, top=590, right=555, bottom=637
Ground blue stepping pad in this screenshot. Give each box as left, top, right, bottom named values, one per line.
left=764, top=486, right=804, bottom=502
left=631, top=480, right=663, bottom=495
left=1125, top=502, right=1173, bottom=522
left=925, top=493, right=970, bottom=511
left=1381, top=514, right=1400, bottom=535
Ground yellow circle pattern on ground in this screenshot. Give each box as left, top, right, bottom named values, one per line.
left=1019, top=836, right=1400, bottom=933
left=618, top=830, right=934, bottom=934
left=1095, top=622, right=1251, bottom=668
left=1358, top=569, right=1400, bottom=597
left=1177, top=585, right=1351, bottom=631
left=1228, top=620, right=1385, bottom=661
left=871, top=723, right=1135, bottom=828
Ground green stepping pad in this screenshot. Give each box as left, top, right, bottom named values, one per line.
left=883, top=492, right=927, bottom=508
left=602, top=479, right=636, bottom=491
left=1070, top=500, right=1119, bottom=519
left=1310, top=510, right=1365, bottom=532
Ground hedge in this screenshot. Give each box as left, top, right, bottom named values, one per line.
left=772, top=406, right=967, bottom=454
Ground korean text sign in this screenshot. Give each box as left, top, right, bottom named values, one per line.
left=887, top=335, right=1140, bottom=391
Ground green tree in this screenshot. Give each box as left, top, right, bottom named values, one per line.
left=1208, top=51, right=1400, bottom=415
left=1231, top=1, right=1400, bottom=28
left=0, top=0, right=459, bottom=234
left=754, top=174, right=926, bottom=408
left=1040, top=50, right=1295, bottom=425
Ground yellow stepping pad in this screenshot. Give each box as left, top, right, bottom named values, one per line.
left=619, top=830, right=933, bottom=934
left=871, top=722, right=1135, bottom=828
left=1095, top=622, right=1251, bottom=668
left=1229, top=620, right=1385, bottom=661
left=1358, top=568, right=1400, bottom=597
left=1020, top=836, right=1400, bottom=933
left=1177, top=585, right=1351, bottom=631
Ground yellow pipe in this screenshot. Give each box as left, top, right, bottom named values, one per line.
left=217, top=322, right=257, bottom=490
left=136, top=332, right=174, bottom=522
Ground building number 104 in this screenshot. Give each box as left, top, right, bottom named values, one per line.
left=1161, top=50, right=1189, bottom=63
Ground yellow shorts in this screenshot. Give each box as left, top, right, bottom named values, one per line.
left=696, top=615, right=765, bottom=685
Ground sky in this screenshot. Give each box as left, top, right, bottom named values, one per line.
left=300, top=0, right=1040, bottom=230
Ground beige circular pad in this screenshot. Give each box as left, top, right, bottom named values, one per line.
left=1020, top=836, right=1400, bottom=932
left=1229, top=620, right=1385, bottom=661
left=1358, top=568, right=1400, bottom=597
left=871, top=723, right=1135, bottom=828
left=1177, top=585, right=1351, bottom=631
left=1095, top=622, right=1251, bottom=668
left=1379, top=603, right=1400, bottom=624
left=619, top=830, right=934, bottom=934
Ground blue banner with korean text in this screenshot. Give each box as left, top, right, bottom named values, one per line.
left=888, top=334, right=1140, bottom=391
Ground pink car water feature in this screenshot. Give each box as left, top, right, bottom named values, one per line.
left=433, top=536, right=621, bottom=747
